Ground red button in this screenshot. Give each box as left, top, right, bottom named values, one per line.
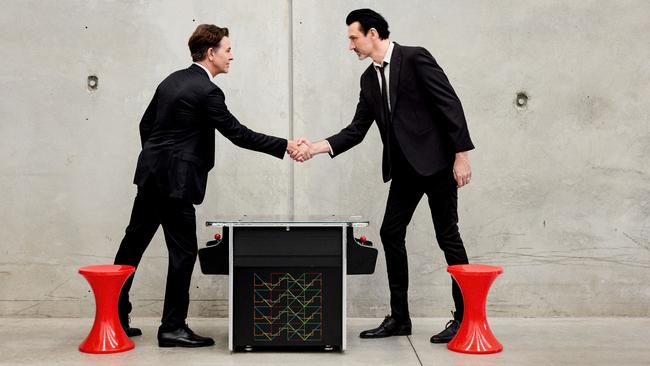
left=360, top=236, right=367, bottom=243
left=214, top=233, right=222, bottom=241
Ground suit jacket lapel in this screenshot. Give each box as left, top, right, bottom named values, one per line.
left=389, top=43, right=401, bottom=115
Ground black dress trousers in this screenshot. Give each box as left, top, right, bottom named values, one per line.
left=114, top=181, right=198, bottom=331
left=379, top=127, right=469, bottom=322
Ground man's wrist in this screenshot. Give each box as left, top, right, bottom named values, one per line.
left=314, top=140, right=331, bottom=154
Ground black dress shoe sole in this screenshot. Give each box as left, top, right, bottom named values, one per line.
left=430, top=337, right=453, bottom=344
left=359, top=329, right=412, bottom=339
left=125, top=328, right=142, bottom=337
left=158, top=340, right=215, bottom=348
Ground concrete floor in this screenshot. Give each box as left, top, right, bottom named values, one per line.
left=1, top=317, right=648, bottom=366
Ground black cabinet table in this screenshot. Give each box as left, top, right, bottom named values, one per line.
left=198, top=215, right=378, bottom=352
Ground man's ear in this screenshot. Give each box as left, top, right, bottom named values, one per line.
left=369, top=28, right=379, bottom=39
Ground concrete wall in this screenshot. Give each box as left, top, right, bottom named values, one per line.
left=1, top=0, right=648, bottom=318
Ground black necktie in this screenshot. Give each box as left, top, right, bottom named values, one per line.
left=377, top=61, right=394, bottom=175
left=377, top=62, right=391, bottom=122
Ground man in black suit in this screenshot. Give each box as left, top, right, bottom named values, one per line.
left=114, top=24, right=301, bottom=347
left=295, top=9, right=474, bottom=343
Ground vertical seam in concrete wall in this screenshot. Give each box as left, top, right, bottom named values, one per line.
left=288, top=0, right=295, bottom=215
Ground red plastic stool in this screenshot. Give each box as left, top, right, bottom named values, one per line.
left=447, top=264, right=503, bottom=354
left=78, top=264, right=136, bottom=354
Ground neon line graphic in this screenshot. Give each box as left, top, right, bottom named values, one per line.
left=253, top=272, right=323, bottom=342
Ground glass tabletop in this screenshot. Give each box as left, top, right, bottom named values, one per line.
left=205, top=214, right=369, bottom=227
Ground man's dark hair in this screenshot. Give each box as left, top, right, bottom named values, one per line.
left=188, top=24, right=229, bottom=62
left=346, top=8, right=390, bottom=39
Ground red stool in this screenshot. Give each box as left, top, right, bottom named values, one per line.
left=447, top=264, right=503, bottom=354
left=78, top=264, right=136, bottom=354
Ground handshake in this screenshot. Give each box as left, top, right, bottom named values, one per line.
left=286, top=139, right=329, bottom=162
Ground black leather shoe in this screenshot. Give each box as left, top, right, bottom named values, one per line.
left=430, top=319, right=460, bottom=343
left=359, top=315, right=412, bottom=338
left=125, top=326, right=142, bottom=337
left=158, top=325, right=215, bottom=348
left=120, top=315, right=142, bottom=337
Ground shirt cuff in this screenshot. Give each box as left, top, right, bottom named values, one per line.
left=324, top=139, right=334, bottom=155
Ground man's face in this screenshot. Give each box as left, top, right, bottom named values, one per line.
left=209, top=36, right=233, bottom=75
left=347, top=22, right=373, bottom=60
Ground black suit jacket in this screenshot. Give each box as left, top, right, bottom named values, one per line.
left=133, top=64, right=287, bottom=204
left=327, top=43, right=474, bottom=182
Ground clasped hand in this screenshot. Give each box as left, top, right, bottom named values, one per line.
left=286, top=138, right=314, bottom=162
